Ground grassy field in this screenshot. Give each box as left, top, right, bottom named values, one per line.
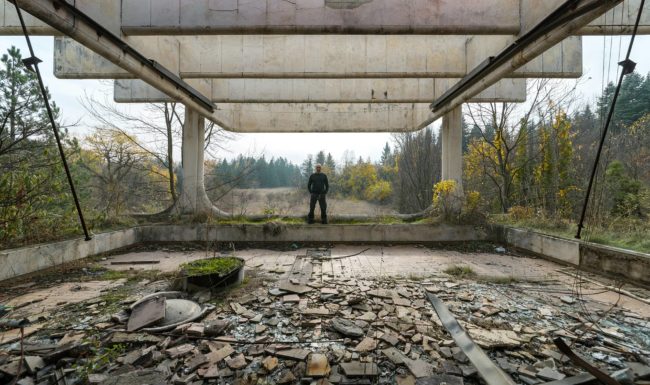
left=212, top=187, right=397, bottom=217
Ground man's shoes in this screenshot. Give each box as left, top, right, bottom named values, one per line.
left=308, top=219, right=315, bottom=224
left=321, top=219, right=328, bottom=224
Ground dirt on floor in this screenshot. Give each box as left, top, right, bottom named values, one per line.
left=1, top=243, right=649, bottom=385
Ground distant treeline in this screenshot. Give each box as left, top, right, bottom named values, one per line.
left=207, top=156, right=302, bottom=189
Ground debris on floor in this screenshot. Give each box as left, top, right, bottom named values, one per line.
left=1, top=245, right=649, bottom=385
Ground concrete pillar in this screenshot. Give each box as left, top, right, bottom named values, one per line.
left=441, top=105, right=464, bottom=192
left=172, top=106, right=228, bottom=217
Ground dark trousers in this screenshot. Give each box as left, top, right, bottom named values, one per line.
left=308, top=193, right=327, bottom=222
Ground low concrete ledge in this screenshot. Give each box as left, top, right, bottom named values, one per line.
left=501, top=227, right=580, bottom=265
left=0, top=228, right=138, bottom=282
left=580, top=243, right=650, bottom=287
left=138, top=223, right=492, bottom=244
left=498, top=226, right=650, bottom=288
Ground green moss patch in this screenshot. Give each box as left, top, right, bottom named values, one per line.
left=179, top=257, right=243, bottom=277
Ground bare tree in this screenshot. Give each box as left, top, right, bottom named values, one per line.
left=80, top=95, right=233, bottom=203
left=391, top=127, right=440, bottom=213
left=464, top=79, right=578, bottom=213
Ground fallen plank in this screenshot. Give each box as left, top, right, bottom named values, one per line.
left=425, top=292, right=517, bottom=385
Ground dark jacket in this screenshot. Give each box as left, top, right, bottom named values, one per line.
left=308, top=173, right=329, bottom=194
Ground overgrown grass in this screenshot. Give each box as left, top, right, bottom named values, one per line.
left=179, top=257, right=243, bottom=277
left=444, top=265, right=477, bottom=278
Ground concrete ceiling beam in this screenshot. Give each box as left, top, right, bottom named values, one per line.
left=429, top=0, right=622, bottom=123
left=118, top=0, right=650, bottom=35
left=113, top=78, right=527, bottom=104
left=13, top=0, right=217, bottom=120
left=52, top=35, right=582, bottom=79
left=1, top=0, right=648, bottom=35
left=209, top=103, right=438, bottom=133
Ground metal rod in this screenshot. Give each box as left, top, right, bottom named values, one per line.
left=426, top=292, right=517, bottom=385
left=49, top=0, right=213, bottom=112
left=575, top=0, right=645, bottom=239
left=13, top=0, right=91, bottom=241
left=554, top=338, right=622, bottom=385
left=431, top=0, right=605, bottom=111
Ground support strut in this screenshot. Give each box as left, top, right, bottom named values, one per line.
left=13, top=0, right=91, bottom=241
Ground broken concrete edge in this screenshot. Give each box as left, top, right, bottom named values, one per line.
left=1, top=224, right=648, bottom=287
left=493, top=225, right=650, bottom=289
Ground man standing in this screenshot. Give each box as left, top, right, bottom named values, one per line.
left=307, top=164, right=329, bottom=224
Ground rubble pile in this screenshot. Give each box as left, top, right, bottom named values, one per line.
left=1, top=251, right=650, bottom=385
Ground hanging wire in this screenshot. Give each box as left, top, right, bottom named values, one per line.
left=575, top=0, right=645, bottom=239
left=12, top=0, right=91, bottom=241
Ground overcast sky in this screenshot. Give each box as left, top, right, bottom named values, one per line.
left=1, top=35, right=649, bottom=165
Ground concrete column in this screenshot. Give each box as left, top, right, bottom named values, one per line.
left=441, top=105, right=464, bottom=192
left=172, top=106, right=228, bottom=217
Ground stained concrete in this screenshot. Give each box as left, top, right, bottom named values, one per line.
left=2, top=0, right=649, bottom=35
left=114, top=77, right=527, bottom=104
left=52, top=35, right=582, bottom=80
left=137, top=224, right=492, bottom=244
left=0, top=228, right=137, bottom=282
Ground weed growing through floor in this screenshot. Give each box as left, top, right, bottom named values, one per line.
left=75, top=333, right=125, bottom=381
left=444, top=265, right=477, bottom=279
left=179, top=257, right=242, bottom=276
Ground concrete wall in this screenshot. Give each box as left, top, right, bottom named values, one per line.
left=138, top=224, right=492, bottom=243
left=52, top=35, right=582, bottom=79
left=114, top=77, right=527, bottom=104
left=580, top=243, right=650, bottom=287
left=0, top=228, right=138, bottom=282
left=501, top=227, right=580, bottom=265
left=500, top=226, right=650, bottom=288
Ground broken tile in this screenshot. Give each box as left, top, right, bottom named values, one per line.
left=339, top=362, right=379, bottom=377
left=127, top=296, right=166, bottom=331
left=354, top=337, right=378, bottom=352
left=262, top=356, right=278, bottom=371
left=307, top=354, right=331, bottom=377
left=279, top=282, right=313, bottom=294
left=278, top=369, right=296, bottom=384
left=331, top=318, right=364, bottom=338
left=403, top=357, right=436, bottom=378
left=186, top=323, right=205, bottom=337
left=382, top=348, right=405, bottom=364
left=283, top=294, right=301, bottom=303
left=206, top=344, right=234, bottom=363
left=230, top=302, right=247, bottom=314
left=276, top=348, right=311, bottom=361
left=415, top=374, right=464, bottom=385
left=302, top=307, right=331, bottom=316
left=379, top=333, right=399, bottom=346
left=536, top=367, right=565, bottom=381
left=225, top=353, right=247, bottom=370
left=396, top=374, right=417, bottom=385
left=165, top=343, right=194, bottom=359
